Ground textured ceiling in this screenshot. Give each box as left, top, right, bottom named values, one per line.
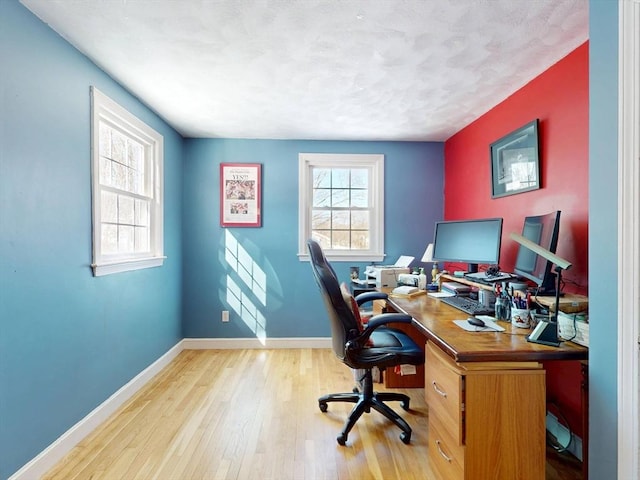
left=20, top=0, right=589, bottom=141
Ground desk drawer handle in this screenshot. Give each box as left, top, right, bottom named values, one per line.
left=436, top=440, right=452, bottom=462
left=431, top=381, right=447, bottom=398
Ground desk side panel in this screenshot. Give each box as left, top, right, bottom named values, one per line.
left=464, top=370, right=546, bottom=480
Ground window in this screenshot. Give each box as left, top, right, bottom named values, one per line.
left=298, top=153, right=384, bottom=262
left=90, top=87, right=164, bottom=276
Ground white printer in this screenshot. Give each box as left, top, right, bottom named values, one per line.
left=364, top=255, right=414, bottom=288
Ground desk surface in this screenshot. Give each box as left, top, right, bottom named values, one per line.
left=385, top=292, right=588, bottom=364
left=438, top=273, right=589, bottom=313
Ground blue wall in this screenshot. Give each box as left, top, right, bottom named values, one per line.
left=0, top=2, right=444, bottom=475
left=0, top=1, right=183, bottom=477
left=182, top=139, right=444, bottom=338
left=588, top=1, right=619, bottom=478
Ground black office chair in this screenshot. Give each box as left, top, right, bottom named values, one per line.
left=306, top=239, right=425, bottom=445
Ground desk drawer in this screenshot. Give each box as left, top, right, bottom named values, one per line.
left=426, top=343, right=463, bottom=443
left=429, top=415, right=465, bottom=480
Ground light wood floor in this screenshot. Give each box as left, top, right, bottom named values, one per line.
left=43, top=349, right=582, bottom=480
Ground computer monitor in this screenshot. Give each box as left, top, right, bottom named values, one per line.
left=513, top=210, right=561, bottom=295
left=431, top=218, right=503, bottom=273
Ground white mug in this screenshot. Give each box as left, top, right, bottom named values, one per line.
left=511, top=308, right=531, bottom=328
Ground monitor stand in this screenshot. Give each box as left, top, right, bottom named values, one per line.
left=536, top=272, right=564, bottom=297
left=536, top=288, right=565, bottom=298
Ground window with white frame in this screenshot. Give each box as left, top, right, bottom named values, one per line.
left=298, top=153, right=384, bottom=262
left=90, top=87, right=164, bottom=276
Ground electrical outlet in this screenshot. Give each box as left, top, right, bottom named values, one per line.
left=221, top=310, right=230, bottom=322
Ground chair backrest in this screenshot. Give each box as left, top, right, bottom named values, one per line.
left=307, top=239, right=361, bottom=360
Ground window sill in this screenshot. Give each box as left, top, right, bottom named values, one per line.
left=92, top=256, right=166, bottom=276
left=298, top=252, right=385, bottom=263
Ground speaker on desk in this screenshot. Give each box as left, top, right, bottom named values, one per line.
left=527, top=320, right=561, bottom=347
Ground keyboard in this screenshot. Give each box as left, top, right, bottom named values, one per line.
left=440, top=295, right=495, bottom=316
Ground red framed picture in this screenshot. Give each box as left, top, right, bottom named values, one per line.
left=220, top=163, right=262, bottom=227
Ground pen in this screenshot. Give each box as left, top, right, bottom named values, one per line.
left=512, top=296, right=527, bottom=309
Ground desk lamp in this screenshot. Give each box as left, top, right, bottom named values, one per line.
left=421, top=243, right=439, bottom=285
left=510, top=233, right=572, bottom=347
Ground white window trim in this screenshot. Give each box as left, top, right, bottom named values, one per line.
left=298, top=153, right=384, bottom=262
left=90, top=87, right=165, bottom=276
left=618, top=1, right=640, bottom=478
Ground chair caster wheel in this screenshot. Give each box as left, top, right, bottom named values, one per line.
left=401, top=399, right=410, bottom=410
left=400, top=431, right=411, bottom=444
left=337, top=434, right=347, bottom=446
left=319, top=402, right=328, bottom=412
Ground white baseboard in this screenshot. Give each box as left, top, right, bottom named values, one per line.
left=9, top=337, right=332, bottom=480
left=8, top=341, right=184, bottom=480
left=182, top=337, right=332, bottom=350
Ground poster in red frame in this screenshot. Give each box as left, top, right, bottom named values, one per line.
left=220, top=163, right=262, bottom=227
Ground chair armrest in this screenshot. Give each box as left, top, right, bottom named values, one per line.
left=354, top=291, right=388, bottom=307
left=365, top=313, right=413, bottom=330
left=346, top=312, right=414, bottom=352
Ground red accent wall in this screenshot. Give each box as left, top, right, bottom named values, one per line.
left=444, top=42, right=588, bottom=296
left=444, top=42, right=589, bottom=439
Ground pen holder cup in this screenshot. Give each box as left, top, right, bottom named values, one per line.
left=511, top=308, right=532, bottom=328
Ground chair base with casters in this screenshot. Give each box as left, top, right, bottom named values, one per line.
left=318, top=368, right=412, bottom=445
left=306, top=238, right=425, bottom=446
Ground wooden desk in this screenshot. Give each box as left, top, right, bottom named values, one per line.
left=384, top=292, right=588, bottom=480
left=386, top=293, right=587, bottom=363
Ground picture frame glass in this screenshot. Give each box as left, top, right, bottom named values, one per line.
left=490, top=120, right=540, bottom=198
left=220, top=163, right=262, bottom=227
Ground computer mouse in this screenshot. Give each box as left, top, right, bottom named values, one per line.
left=467, top=317, right=486, bottom=327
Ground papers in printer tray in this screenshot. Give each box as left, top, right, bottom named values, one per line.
left=393, top=255, right=415, bottom=268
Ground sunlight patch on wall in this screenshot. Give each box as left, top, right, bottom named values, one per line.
left=225, top=275, right=267, bottom=342
left=225, top=230, right=267, bottom=306
left=224, top=230, right=268, bottom=343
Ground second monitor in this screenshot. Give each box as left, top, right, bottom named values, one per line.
left=513, top=210, right=562, bottom=295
